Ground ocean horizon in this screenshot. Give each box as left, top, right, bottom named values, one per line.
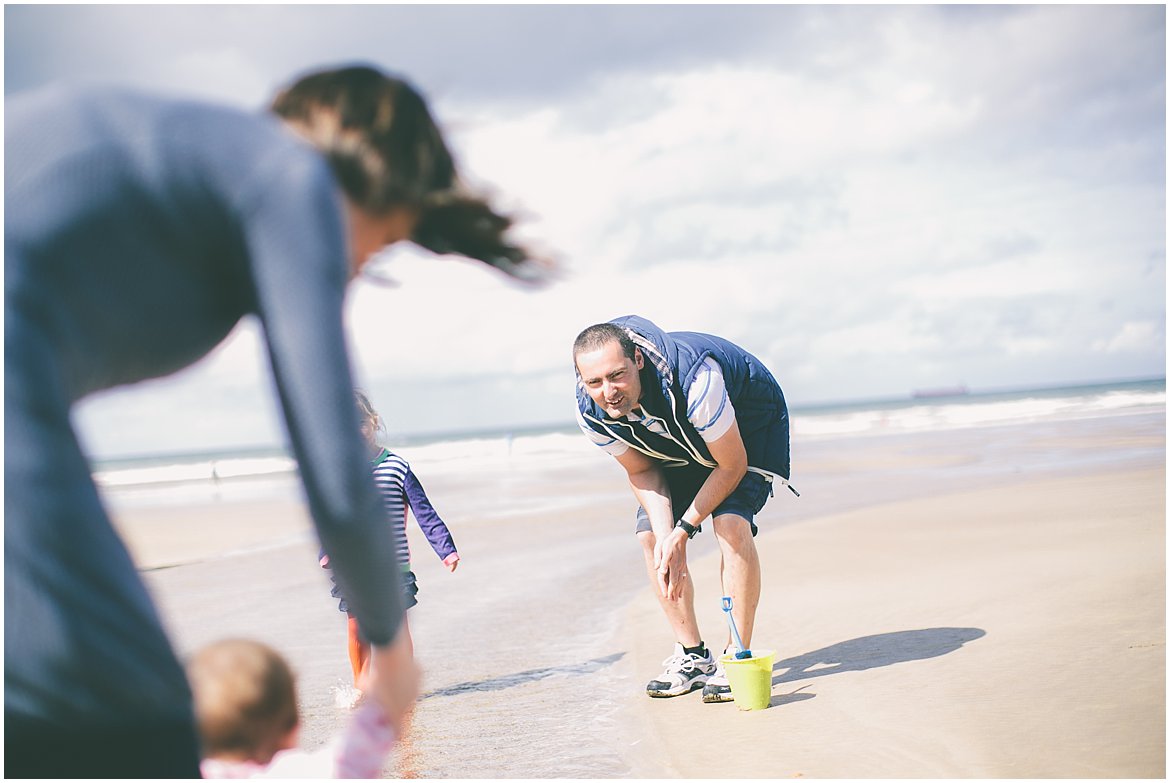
left=93, top=376, right=1165, bottom=496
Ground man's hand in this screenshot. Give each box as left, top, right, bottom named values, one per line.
left=362, top=626, right=422, bottom=735
left=654, top=527, right=690, bottom=601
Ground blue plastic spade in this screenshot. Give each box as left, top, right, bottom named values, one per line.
left=721, top=596, right=753, bottom=659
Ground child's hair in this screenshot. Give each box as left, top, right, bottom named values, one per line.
left=354, top=389, right=384, bottom=435
left=187, top=639, right=300, bottom=764
left=270, top=64, right=547, bottom=281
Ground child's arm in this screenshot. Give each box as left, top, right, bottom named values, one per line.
left=403, top=468, right=459, bottom=569
left=332, top=701, right=398, bottom=778
left=255, top=702, right=396, bottom=778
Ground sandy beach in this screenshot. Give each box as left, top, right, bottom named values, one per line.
left=622, top=466, right=1164, bottom=778
left=108, top=408, right=1165, bottom=778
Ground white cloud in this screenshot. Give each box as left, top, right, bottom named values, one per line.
left=14, top=4, right=1163, bottom=455
left=348, top=20, right=1164, bottom=416
left=160, top=48, right=273, bottom=107
left=1093, top=322, right=1163, bottom=355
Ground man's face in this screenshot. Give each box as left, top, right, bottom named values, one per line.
left=576, top=339, right=644, bottom=418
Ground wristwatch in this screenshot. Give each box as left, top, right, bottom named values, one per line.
left=676, top=520, right=700, bottom=539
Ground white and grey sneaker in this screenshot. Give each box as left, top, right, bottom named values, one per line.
left=701, top=658, right=734, bottom=703
left=646, top=643, right=716, bottom=698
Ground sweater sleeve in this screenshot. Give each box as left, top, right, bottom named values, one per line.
left=332, top=702, right=397, bottom=778
left=240, top=147, right=403, bottom=646
left=240, top=703, right=396, bottom=778
left=404, top=468, right=458, bottom=561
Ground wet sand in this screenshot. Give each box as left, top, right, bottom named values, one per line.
left=109, top=410, right=1165, bottom=778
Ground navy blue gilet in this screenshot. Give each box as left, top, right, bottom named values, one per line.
left=576, top=315, right=790, bottom=479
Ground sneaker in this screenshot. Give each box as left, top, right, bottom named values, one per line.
left=646, top=643, right=716, bottom=698
left=701, top=667, right=734, bottom=703
left=701, top=653, right=735, bottom=703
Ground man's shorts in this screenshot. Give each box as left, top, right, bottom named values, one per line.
left=635, top=464, right=773, bottom=538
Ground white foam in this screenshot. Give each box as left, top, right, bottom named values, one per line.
left=93, top=384, right=1164, bottom=492
left=331, top=682, right=363, bottom=710
left=795, top=388, right=1164, bottom=440
left=94, top=455, right=296, bottom=488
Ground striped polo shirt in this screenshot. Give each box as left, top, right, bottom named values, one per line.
left=577, top=356, right=737, bottom=457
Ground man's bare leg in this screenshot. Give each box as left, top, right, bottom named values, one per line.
left=711, top=513, right=761, bottom=652
left=638, top=530, right=718, bottom=697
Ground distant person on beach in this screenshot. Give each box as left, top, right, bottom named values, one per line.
left=573, top=316, right=793, bottom=703
left=5, top=64, right=543, bottom=776
left=189, top=638, right=395, bottom=778
left=321, top=391, right=461, bottom=697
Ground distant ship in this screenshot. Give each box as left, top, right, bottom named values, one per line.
left=912, top=385, right=970, bottom=399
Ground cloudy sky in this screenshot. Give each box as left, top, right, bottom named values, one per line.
left=6, top=4, right=1166, bottom=458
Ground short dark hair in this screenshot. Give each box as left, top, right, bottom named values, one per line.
left=573, top=323, right=637, bottom=365
left=271, top=64, right=545, bottom=281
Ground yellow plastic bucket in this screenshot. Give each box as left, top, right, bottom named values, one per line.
left=720, top=649, right=775, bottom=710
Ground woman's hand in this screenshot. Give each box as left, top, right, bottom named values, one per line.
left=362, top=627, right=422, bottom=734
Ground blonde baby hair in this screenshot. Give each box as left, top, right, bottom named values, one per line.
left=187, top=639, right=299, bottom=764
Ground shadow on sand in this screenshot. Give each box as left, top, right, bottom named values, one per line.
left=420, top=652, right=626, bottom=700
left=418, top=629, right=984, bottom=706
left=748, top=628, right=985, bottom=708
left=774, top=627, right=986, bottom=685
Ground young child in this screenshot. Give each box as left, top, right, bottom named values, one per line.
left=321, top=390, right=461, bottom=689
left=188, top=638, right=395, bottom=778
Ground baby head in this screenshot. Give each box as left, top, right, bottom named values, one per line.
left=187, top=638, right=300, bottom=764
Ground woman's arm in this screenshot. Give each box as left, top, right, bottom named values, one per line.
left=240, top=149, right=418, bottom=733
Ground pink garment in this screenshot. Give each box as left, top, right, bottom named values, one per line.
left=200, top=702, right=395, bottom=779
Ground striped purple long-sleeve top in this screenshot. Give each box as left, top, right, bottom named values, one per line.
left=369, top=448, right=458, bottom=568
left=322, top=448, right=458, bottom=611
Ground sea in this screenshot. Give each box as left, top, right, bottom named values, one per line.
left=94, top=377, right=1166, bottom=505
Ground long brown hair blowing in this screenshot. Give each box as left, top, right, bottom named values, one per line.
left=271, top=64, right=548, bottom=282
